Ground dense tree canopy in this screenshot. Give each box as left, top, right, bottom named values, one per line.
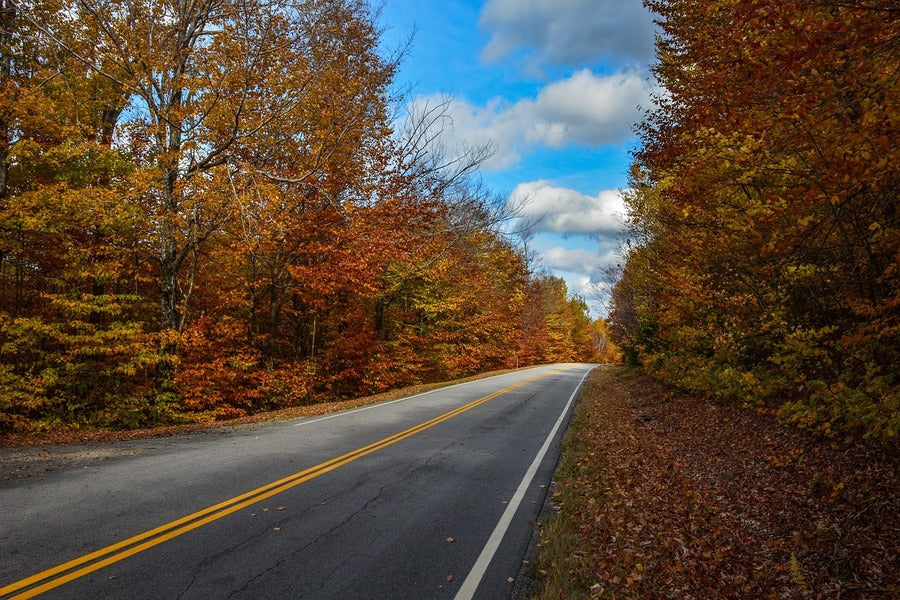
left=610, top=0, right=898, bottom=441
left=0, top=0, right=609, bottom=431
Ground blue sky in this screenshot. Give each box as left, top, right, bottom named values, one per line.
left=378, top=0, right=659, bottom=317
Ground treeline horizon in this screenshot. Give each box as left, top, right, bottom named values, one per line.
left=0, top=0, right=615, bottom=432
left=609, top=0, right=897, bottom=442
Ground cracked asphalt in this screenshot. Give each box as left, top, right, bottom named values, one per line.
left=0, top=364, right=593, bottom=600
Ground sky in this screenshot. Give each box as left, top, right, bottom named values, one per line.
left=377, top=0, right=660, bottom=317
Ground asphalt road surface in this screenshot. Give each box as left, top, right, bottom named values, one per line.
left=1, top=363, right=594, bottom=599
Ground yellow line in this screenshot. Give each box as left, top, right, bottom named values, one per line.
left=1, top=367, right=569, bottom=599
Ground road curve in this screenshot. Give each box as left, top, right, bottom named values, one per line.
left=0, top=363, right=594, bottom=599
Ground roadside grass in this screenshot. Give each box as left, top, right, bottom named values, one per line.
left=531, top=380, right=596, bottom=594
left=533, top=365, right=899, bottom=599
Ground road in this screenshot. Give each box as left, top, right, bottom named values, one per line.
left=0, top=363, right=593, bottom=599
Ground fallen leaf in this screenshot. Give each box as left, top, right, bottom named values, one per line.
left=446, top=536, right=455, bottom=542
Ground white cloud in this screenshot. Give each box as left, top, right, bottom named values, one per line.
left=567, top=275, right=612, bottom=301
left=480, top=0, right=657, bottom=70
left=509, top=180, right=626, bottom=236
left=505, top=180, right=627, bottom=316
left=542, top=246, right=616, bottom=274
left=409, top=70, right=651, bottom=169
left=538, top=243, right=619, bottom=298
left=501, top=181, right=627, bottom=317
left=528, top=70, right=650, bottom=146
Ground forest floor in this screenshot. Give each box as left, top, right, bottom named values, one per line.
left=533, top=365, right=898, bottom=599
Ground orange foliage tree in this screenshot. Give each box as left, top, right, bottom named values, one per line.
left=1, top=0, right=607, bottom=431
left=611, top=0, right=898, bottom=440
left=0, top=0, right=169, bottom=428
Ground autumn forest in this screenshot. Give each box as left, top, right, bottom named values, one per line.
left=0, top=0, right=611, bottom=432
left=609, top=1, right=897, bottom=442
left=0, top=0, right=896, bottom=444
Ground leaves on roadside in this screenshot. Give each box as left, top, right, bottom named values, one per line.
left=534, top=367, right=899, bottom=599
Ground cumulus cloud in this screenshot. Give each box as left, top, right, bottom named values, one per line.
left=505, top=181, right=627, bottom=316
left=409, top=70, right=651, bottom=169
left=542, top=246, right=617, bottom=275
left=509, top=180, right=626, bottom=236
left=480, top=0, right=657, bottom=70
left=527, top=70, right=650, bottom=146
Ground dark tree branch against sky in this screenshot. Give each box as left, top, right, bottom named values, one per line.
left=378, top=0, right=660, bottom=316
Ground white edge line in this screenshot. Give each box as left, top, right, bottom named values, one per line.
left=293, top=365, right=548, bottom=427
left=453, top=367, right=593, bottom=600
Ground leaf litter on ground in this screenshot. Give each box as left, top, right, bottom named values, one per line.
left=534, top=365, right=898, bottom=599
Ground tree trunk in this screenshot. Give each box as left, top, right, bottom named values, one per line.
left=0, top=0, right=13, bottom=201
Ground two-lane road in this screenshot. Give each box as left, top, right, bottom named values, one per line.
left=1, top=363, right=594, bottom=599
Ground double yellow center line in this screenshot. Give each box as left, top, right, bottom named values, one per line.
left=1, top=367, right=566, bottom=599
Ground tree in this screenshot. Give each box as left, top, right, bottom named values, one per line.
left=0, top=0, right=608, bottom=431
left=611, top=0, right=899, bottom=440
left=0, top=0, right=166, bottom=428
